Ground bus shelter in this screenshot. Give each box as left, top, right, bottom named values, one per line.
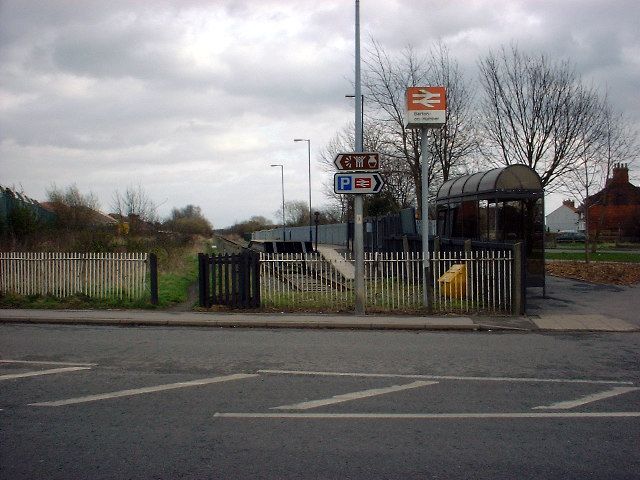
left=435, top=164, right=545, bottom=289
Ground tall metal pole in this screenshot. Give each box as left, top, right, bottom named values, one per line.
left=420, top=128, right=431, bottom=309
left=307, top=140, right=312, bottom=243
left=345, top=94, right=364, bottom=147
left=293, top=138, right=312, bottom=243
left=271, top=164, right=286, bottom=241
left=353, top=0, right=365, bottom=315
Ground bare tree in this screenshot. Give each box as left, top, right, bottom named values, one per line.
left=362, top=40, right=477, bottom=219
left=425, top=42, right=480, bottom=182
left=478, top=45, right=606, bottom=190
left=318, top=121, right=414, bottom=221
left=111, top=184, right=158, bottom=228
left=600, top=104, right=639, bottom=183
left=46, top=184, right=101, bottom=229
left=590, top=104, right=639, bottom=244
left=558, top=132, right=606, bottom=262
left=275, top=200, right=309, bottom=227
left=362, top=42, right=428, bottom=218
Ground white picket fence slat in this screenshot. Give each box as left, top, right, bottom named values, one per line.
left=0, top=252, right=149, bottom=300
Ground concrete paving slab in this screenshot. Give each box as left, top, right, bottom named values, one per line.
left=0, top=309, right=478, bottom=331
left=532, top=314, right=638, bottom=332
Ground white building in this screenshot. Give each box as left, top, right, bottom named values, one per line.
left=546, top=200, right=580, bottom=232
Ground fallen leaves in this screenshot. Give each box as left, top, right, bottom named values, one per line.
left=546, top=261, right=640, bottom=286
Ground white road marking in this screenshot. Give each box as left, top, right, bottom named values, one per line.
left=272, top=381, right=436, bottom=410
left=215, top=411, right=640, bottom=420
left=0, top=366, right=91, bottom=381
left=30, top=373, right=258, bottom=407
left=258, top=369, right=634, bottom=385
left=533, top=387, right=640, bottom=410
left=0, top=359, right=97, bottom=367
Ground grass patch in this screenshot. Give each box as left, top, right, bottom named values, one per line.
left=546, top=251, right=640, bottom=263
left=0, top=291, right=150, bottom=310
left=157, top=253, right=198, bottom=306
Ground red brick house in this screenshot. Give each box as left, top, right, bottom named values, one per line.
left=584, top=164, right=640, bottom=241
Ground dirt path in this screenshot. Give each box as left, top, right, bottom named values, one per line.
left=166, top=282, right=199, bottom=311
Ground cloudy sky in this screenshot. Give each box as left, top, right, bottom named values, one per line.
left=1, top=0, right=639, bottom=227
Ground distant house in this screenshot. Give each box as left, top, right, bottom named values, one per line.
left=546, top=199, right=580, bottom=232
left=584, top=163, right=640, bottom=241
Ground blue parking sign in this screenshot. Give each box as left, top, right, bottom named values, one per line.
left=336, top=175, right=353, bottom=191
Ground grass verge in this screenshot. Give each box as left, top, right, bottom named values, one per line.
left=1, top=239, right=204, bottom=310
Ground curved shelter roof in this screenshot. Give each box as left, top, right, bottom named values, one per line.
left=436, top=164, right=543, bottom=203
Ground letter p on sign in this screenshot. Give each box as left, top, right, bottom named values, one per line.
left=338, top=176, right=352, bottom=191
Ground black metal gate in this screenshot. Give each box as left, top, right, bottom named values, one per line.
left=198, top=252, right=260, bottom=308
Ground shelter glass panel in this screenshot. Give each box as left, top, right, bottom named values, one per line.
left=488, top=201, right=502, bottom=241
left=478, top=200, right=489, bottom=240
left=504, top=201, right=522, bottom=241
left=462, top=201, right=478, bottom=238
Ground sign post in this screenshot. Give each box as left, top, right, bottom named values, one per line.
left=405, top=86, right=446, bottom=309
left=353, top=0, right=365, bottom=315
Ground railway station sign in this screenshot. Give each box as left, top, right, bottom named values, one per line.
left=405, top=86, right=446, bottom=129
left=334, top=172, right=384, bottom=194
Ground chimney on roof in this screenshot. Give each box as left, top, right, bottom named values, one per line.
left=562, top=199, right=575, bottom=209
left=609, top=163, right=629, bottom=186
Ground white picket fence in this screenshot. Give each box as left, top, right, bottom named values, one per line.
left=0, top=252, right=149, bottom=299
left=260, top=250, right=515, bottom=313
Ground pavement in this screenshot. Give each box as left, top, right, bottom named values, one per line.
left=1, top=275, right=639, bottom=333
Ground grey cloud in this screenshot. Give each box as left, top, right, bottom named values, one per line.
left=1, top=0, right=639, bottom=227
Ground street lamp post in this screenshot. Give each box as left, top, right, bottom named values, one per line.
left=294, top=138, right=312, bottom=244
left=270, top=164, right=286, bottom=241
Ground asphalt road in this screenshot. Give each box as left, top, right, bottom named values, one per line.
left=1, top=323, right=639, bottom=479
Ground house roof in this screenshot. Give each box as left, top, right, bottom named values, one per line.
left=546, top=203, right=579, bottom=218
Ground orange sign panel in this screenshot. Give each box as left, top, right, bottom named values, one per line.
left=405, top=86, right=446, bottom=129
left=406, top=86, right=446, bottom=111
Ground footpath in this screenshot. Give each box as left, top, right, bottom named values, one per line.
left=2, top=275, right=639, bottom=333
left=0, top=307, right=636, bottom=332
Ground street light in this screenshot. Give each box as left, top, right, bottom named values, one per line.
left=270, top=164, right=286, bottom=241
left=345, top=94, right=364, bottom=148
left=293, top=138, right=312, bottom=243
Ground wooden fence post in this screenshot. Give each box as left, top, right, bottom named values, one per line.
left=252, top=252, right=261, bottom=307
left=149, top=253, right=159, bottom=305
left=198, top=253, right=209, bottom=307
